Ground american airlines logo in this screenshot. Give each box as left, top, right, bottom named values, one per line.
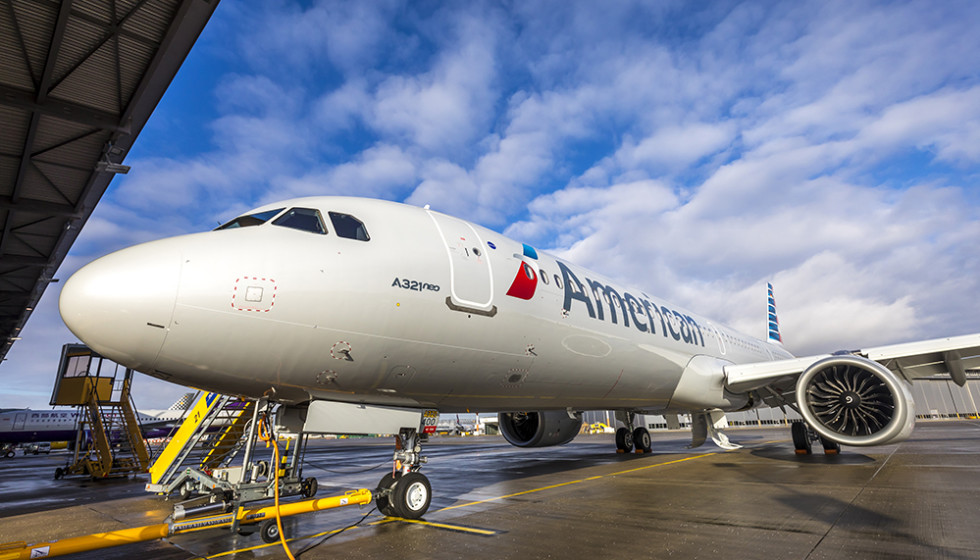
left=506, top=243, right=540, bottom=301
left=556, top=261, right=706, bottom=348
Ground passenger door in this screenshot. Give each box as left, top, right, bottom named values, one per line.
left=426, top=210, right=495, bottom=314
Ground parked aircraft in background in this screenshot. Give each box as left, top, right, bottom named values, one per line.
left=0, top=393, right=196, bottom=452
left=58, top=196, right=980, bottom=518
left=138, top=392, right=198, bottom=425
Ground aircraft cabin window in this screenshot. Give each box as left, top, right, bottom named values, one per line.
left=273, top=208, right=327, bottom=235
left=215, top=208, right=285, bottom=230
left=522, top=263, right=535, bottom=280
left=328, top=212, right=370, bottom=241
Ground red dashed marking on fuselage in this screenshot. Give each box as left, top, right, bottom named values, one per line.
left=231, top=276, right=277, bottom=312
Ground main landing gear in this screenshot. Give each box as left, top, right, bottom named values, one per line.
left=614, top=411, right=652, bottom=454
left=791, top=421, right=841, bottom=455
left=376, top=427, right=431, bottom=519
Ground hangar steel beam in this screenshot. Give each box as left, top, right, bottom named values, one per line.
left=0, top=83, right=131, bottom=133
left=0, top=0, right=221, bottom=362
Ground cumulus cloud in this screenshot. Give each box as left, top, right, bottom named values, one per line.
left=274, top=144, right=417, bottom=201
left=370, top=12, right=499, bottom=154
left=857, top=87, right=980, bottom=164
left=614, top=123, right=737, bottom=173
left=7, top=0, right=980, bottom=410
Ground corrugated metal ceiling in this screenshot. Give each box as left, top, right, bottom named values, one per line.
left=0, top=0, right=219, bottom=361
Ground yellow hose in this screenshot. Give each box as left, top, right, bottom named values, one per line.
left=258, top=414, right=295, bottom=560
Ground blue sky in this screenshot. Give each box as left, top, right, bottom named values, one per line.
left=4, top=0, right=980, bottom=410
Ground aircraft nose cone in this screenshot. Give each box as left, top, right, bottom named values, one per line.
left=60, top=241, right=181, bottom=372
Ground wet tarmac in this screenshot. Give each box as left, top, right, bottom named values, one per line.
left=1, top=421, right=978, bottom=559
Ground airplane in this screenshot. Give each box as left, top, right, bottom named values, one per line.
left=138, top=392, right=198, bottom=421
left=57, top=195, right=980, bottom=519
left=0, top=393, right=196, bottom=454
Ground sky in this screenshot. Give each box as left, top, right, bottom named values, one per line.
left=3, top=0, right=980, bottom=410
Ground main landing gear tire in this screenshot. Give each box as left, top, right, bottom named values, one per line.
left=820, top=436, right=841, bottom=455
left=391, top=472, right=431, bottom=519
left=791, top=422, right=812, bottom=455
left=615, top=427, right=634, bottom=453
left=632, top=427, right=652, bottom=453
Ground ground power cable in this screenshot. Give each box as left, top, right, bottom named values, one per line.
left=294, top=504, right=379, bottom=557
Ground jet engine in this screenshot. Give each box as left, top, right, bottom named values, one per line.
left=795, top=355, right=915, bottom=447
left=498, top=411, right=582, bottom=447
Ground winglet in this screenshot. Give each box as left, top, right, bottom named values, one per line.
left=767, top=283, right=782, bottom=345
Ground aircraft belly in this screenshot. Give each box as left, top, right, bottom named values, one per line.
left=364, top=310, right=683, bottom=411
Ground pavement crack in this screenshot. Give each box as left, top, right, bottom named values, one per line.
left=802, top=444, right=898, bottom=560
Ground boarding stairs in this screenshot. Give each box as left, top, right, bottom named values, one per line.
left=72, top=386, right=152, bottom=478
left=146, top=396, right=318, bottom=527
left=149, top=393, right=255, bottom=489
left=49, top=344, right=152, bottom=479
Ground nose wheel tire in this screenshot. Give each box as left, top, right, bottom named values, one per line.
left=615, top=427, right=634, bottom=453
left=391, top=472, right=431, bottom=519
left=376, top=472, right=401, bottom=517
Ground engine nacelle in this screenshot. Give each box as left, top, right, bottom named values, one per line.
left=498, top=411, right=582, bottom=447
left=796, top=355, right=915, bottom=447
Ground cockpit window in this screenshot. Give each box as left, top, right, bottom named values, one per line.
left=328, top=212, right=370, bottom=241
left=272, top=207, right=327, bottom=234
left=215, top=208, right=285, bottom=230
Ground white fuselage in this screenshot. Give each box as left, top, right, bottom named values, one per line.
left=59, top=197, right=792, bottom=414
left=0, top=409, right=79, bottom=443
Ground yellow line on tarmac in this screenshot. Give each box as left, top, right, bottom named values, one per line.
left=388, top=518, right=498, bottom=536
left=204, top=451, right=724, bottom=557
left=205, top=515, right=498, bottom=558
left=206, top=534, right=311, bottom=558
left=434, top=451, right=719, bottom=514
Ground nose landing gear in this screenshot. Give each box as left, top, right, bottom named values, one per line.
left=376, top=427, right=431, bottom=519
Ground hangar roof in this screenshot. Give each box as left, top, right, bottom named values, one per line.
left=0, top=0, right=219, bottom=362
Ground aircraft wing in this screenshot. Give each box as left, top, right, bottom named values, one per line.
left=725, top=333, right=980, bottom=394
